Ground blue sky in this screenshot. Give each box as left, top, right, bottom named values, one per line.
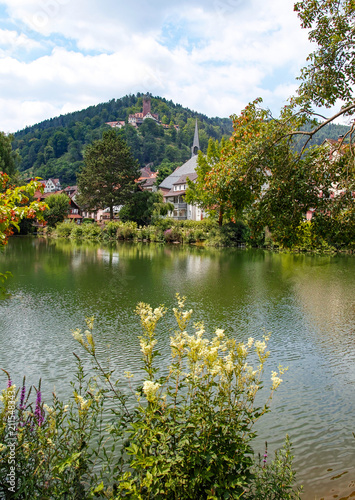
left=0, top=0, right=315, bottom=132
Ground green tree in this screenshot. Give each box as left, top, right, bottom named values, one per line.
left=119, top=189, right=174, bottom=226
left=0, top=173, right=46, bottom=246
left=185, top=138, right=227, bottom=225
left=0, top=132, right=17, bottom=179
left=50, top=131, right=69, bottom=158
left=43, top=193, right=70, bottom=227
left=77, top=130, right=140, bottom=220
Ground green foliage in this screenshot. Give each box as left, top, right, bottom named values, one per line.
left=116, top=221, right=138, bottom=240
left=248, top=436, right=302, bottom=499
left=0, top=356, right=108, bottom=498
left=202, top=98, right=355, bottom=250
left=77, top=129, right=140, bottom=220
left=0, top=173, right=47, bottom=246
left=155, top=160, right=178, bottom=187
left=55, top=221, right=73, bottom=238
left=0, top=132, right=18, bottom=180
left=294, top=0, right=355, bottom=108
left=186, top=138, right=227, bottom=225
left=43, top=193, right=70, bottom=228
left=207, top=221, right=251, bottom=248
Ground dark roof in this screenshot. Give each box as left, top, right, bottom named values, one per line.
left=159, top=155, right=198, bottom=190
left=174, top=172, right=198, bottom=185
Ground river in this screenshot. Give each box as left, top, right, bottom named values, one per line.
left=1, top=236, right=354, bottom=499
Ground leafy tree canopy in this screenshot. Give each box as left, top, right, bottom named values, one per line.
left=76, top=130, right=140, bottom=220
left=43, top=193, right=70, bottom=227
left=294, top=0, right=355, bottom=108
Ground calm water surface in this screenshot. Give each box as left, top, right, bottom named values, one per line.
left=1, top=237, right=355, bottom=499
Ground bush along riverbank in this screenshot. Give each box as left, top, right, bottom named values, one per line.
left=0, top=296, right=302, bottom=499
left=39, top=217, right=354, bottom=253
left=42, top=218, right=253, bottom=248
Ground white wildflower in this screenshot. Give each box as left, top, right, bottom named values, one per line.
left=247, top=337, right=254, bottom=348
left=215, top=329, right=225, bottom=339
left=271, top=371, right=283, bottom=390
left=142, top=380, right=161, bottom=402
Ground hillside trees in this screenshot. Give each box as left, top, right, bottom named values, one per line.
left=0, top=132, right=18, bottom=180
left=12, top=95, right=234, bottom=182
left=77, top=130, right=140, bottom=220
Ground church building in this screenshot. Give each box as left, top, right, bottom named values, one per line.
left=159, top=120, right=204, bottom=221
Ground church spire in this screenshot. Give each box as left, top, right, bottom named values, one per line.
left=191, top=119, right=200, bottom=157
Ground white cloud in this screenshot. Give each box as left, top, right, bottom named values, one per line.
left=0, top=0, right=317, bottom=131
left=0, top=28, right=41, bottom=54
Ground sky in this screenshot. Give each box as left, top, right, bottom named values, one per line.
left=0, top=0, right=315, bottom=133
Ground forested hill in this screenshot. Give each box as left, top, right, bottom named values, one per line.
left=12, top=93, right=350, bottom=187
left=12, top=93, right=233, bottom=186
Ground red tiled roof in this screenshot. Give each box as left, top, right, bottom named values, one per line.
left=67, top=214, right=82, bottom=219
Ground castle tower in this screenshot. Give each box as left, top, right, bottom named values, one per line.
left=143, top=95, right=151, bottom=117
left=191, top=119, right=200, bottom=157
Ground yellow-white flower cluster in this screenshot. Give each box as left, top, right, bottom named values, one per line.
left=72, top=322, right=96, bottom=354
left=136, top=303, right=166, bottom=335
left=271, top=371, right=283, bottom=390
left=134, top=297, right=285, bottom=416
left=142, top=380, right=161, bottom=402
left=74, top=392, right=92, bottom=412
left=271, top=365, right=288, bottom=390
left=140, top=338, right=157, bottom=357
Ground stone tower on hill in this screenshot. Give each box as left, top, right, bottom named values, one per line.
left=143, top=95, right=151, bottom=116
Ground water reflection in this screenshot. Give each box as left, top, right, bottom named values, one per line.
left=1, top=237, right=355, bottom=500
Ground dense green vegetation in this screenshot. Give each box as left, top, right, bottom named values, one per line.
left=11, top=94, right=233, bottom=186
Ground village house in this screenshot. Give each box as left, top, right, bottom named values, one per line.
left=34, top=185, right=83, bottom=224
left=138, top=166, right=158, bottom=192
left=105, top=121, right=126, bottom=129
left=43, top=178, right=61, bottom=193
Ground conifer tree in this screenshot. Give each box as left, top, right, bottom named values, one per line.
left=77, top=130, right=140, bottom=220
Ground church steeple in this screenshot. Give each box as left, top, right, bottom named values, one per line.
left=191, top=119, right=200, bottom=157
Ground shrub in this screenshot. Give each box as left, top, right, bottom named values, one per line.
left=102, top=221, right=121, bottom=239
left=154, top=217, right=175, bottom=231
left=116, top=221, right=138, bottom=240
left=70, top=224, right=84, bottom=239
left=0, top=359, right=105, bottom=498
left=81, top=223, right=102, bottom=240
left=163, top=226, right=183, bottom=243
left=55, top=221, right=73, bottom=238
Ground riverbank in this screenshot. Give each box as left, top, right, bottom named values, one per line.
left=38, top=218, right=354, bottom=254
